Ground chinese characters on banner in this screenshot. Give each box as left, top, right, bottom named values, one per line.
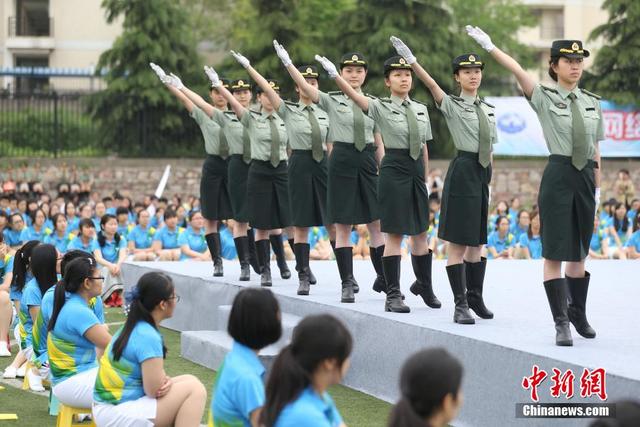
left=522, top=365, right=608, bottom=402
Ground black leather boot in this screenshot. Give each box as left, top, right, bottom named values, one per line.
left=247, top=228, right=261, bottom=274
left=465, top=257, right=493, bottom=319
left=270, top=235, right=291, bottom=279
left=256, top=239, right=272, bottom=287
left=334, top=247, right=355, bottom=303
left=291, top=238, right=316, bottom=285
left=544, top=278, right=573, bottom=346
left=383, top=256, right=410, bottom=313
left=410, top=251, right=441, bottom=308
left=205, top=232, right=223, bottom=277
left=294, top=243, right=311, bottom=295
left=233, top=236, right=251, bottom=281
left=370, top=245, right=386, bottom=294
left=566, top=272, right=596, bottom=338
left=446, top=264, right=475, bottom=324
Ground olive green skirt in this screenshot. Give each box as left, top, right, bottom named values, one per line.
left=438, top=151, right=491, bottom=246
left=227, top=155, right=251, bottom=223
left=288, top=150, right=329, bottom=227
left=378, top=149, right=429, bottom=235
left=200, top=155, right=233, bottom=221
left=538, top=155, right=597, bottom=261
left=326, top=142, right=379, bottom=225
left=247, top=160, right=291, bottom=230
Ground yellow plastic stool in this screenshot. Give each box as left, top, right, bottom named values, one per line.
left=56, top=404, right=95, bottom=427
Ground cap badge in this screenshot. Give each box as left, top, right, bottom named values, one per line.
left=469, top=55, right=476, bottom=62
left=399, top=58, right=406, bottom=65
left=238, top=80, right=244, bottom=86
left=306, top=67, right=313, bottom=74
left=269, top=81, right=275, bottom=87
left=351, top=54, right=358, bottom=61
left=571, top=42, right=579, bottom=51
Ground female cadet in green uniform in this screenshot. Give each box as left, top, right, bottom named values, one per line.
left=230, top=50, right=335, bottom=296
left=149, top=63, right=232, bottom=278
left=314, top=52, right=440, bottom=314
left=390, top=37, right=496, bottom=325
left=467, top=26, right=603, bottom=346
left=273, top=40, right=385, bottom=304
left=204, top=64, right=291, bottom=288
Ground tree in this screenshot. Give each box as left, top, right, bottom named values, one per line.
left=584, top=0, right=640, bottom=107
left=91, top=0, right=206, bottom=156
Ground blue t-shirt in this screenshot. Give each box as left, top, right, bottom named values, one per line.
left=0, top=254, right=12, bottom=284
left=153, top=226, right=182, bottom=250
left=519, top=234, right=542, bottom=259
left=274, top=386, right=343, bottom=427
left=510, top=224, right=528, bottom=242
left=486, top=231, right=515, bottom=259
left=3, top=228, right=23, bottom=247
left=211, top=342, right=265, bottom=426
left=67, top=216, right=80, bottom=233
left=20, top=226, right=49, bottom=243
left=94, top=321, right=164, bottom=405
left=92, top=217, right=102, bottom=231
left=590, top=228, right=607, bottom=252
left=624, top=230, right=640, bottom=252
left=19, top=278, right=43, bottom=349
left=98, top=235, right=127, bottom=263
left=127, top=225, right=156, bottom=249
left=117, top=224, right=130, bottom=239
left=178, top=227, right=207, bottom=259
left=45, top=231, right=75, bottom=254
left=67, top=236, right=99, bottom=254
left=48, top=293, right=101, bottom=385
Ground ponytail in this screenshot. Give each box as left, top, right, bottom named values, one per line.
left=261, top=315, right=352, bottom=427
left=11, top=240, right=40, bottom=293
left=48, top=257, right=96, bottom=331
left=31, top=244, right=58, bottom=296
left=112, top=272, right=173, bottom=361
left=388, top=397, right=429, bottom=427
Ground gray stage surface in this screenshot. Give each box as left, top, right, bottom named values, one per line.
left=122, top=259, right=639, bottom=427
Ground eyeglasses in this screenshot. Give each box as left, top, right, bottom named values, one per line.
left=88, top=276, right=105, bottom=281
left=168, top=295, right=181, bottom=303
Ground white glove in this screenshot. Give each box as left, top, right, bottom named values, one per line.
left=314, top=55, right=338, bottom=79
left=390, top=36, right=416, bottom=64
left=465, top=25, right=495, bottom=52
left=488, top=186, right=493, bottom=207
left=273, top=40, right=292, bottom=67
left=595, top=188, right=601, bottom=209
left=230, top=50, right=250, bottom=69
left=149, top=62, right=169, bottom=83
left=166, top=73, right=184, bottom=90
left=204, top=65, right=221, bottom=88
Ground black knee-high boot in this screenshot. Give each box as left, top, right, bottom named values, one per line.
left=269, top=235, right=291, bottom=279
left=370, top=245, right=386, bottom=294
left=544, top=278, right=573, bottom=346
left=294, top=243, right=310, bottom=296
left=446, top=263, right=475, bottom=324
left=410, top=251, right=441, bottom=308
left=233, top=236, right=250, bottom=281
left=256, top=239, right=272, bottom=287
left=334, top=247, right=355, bottom=303
left=383, top=255, right=410, bottom=313
left=292, top=237, right=316, bottom=285
left=205, top=232, right=223, bottom=277
left=247, top=228, right=261, bottom=274
left=566, top=272, right=596, bottom=338
left=465, top=257, right=493, bottom=319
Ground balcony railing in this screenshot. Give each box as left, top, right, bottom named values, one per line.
left=8, top=15, right=53, bottom=37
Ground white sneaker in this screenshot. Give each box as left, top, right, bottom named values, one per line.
left=3, top=366, right=17, bottom=378
left=27, top=369, right=45, bottom=392
left=0, top=341, right=10, bottom=357
left=16, top=364, right=26, bottom=378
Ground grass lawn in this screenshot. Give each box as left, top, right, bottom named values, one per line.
left=0, top=307, right=392, bottom=426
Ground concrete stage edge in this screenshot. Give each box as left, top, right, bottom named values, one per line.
left=122, top=259, right=640, bottom=427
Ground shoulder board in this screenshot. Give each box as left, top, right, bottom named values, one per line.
left=249, top=109, right=261, bottom=115
left=480, top=99, right=495, bottom=108
left=411, top=99, right=429, bottom=108
left=364, top=93, right=378, bottom=99
left=540, top=84, right=559, bottom=94
left=449, top=94, right=464, bottom=102
left=380, top=98, right=392, bottom=103
left=284, top=100, right=299, bottom=107
left=223, top=110, right=236, bottom=115
left=580, top=88, right=601, bottom=100
left=327, top=91, right=342, bottom=95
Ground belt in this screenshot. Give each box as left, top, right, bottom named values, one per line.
left=333, top=141, right=376, bottom=152
left=456, top=150, right=479, bottom=160
left=549, top=154, right=598, bottom=169
left=291, top=149, right=328, bottom=155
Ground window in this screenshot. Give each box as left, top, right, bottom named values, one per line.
left=14, top=56, right=49, bottom=92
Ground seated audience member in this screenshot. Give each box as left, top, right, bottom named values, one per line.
left=67, top=219, right=99, bottom=254
left=45, top=213, right=74, bottom=254
left=127, top=209, right=157, bottom=261
left=94, top=214, right=127, bottom=306
left=608, top=202, right=631, bottom=259
left=625, top=212, right=640, bottom=260
left=152, top=209, right=183, bottom=261
left=589, top=216, right=609, bottom=260
left=178, top=211, right=211, bottom=261
left=516, top=211, right=541, bottom=259
left=486, top=216, right=515, bottom=259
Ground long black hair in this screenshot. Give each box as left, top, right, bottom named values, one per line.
left=613, top=202, right=630, bottom=233
left=112, top=272, right=172, bottom=361
left=97, top=214, right=121, bottom=247
left=388, top=348, right=464, bottom=427
left=48, top=257, right=96, bottom=331
left=11, top=240, right=40, bottom=293
left=30, top=243, right=58, bottom=297
left=261, top=314, right=353, bottom=427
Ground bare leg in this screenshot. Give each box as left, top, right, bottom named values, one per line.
left=153, top=374, right=207, bottom=427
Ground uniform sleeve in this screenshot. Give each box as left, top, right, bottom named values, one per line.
left=596, top=100, right=605, bottom=142
left=152, top=229, right=163, bottom=242
left=233, top=375, right=265, bottom=419
left=211, top=109, right=227, bottom=127
left=277, top=102, right=291, bottom=119
left=528, top=84, right=549, bottom=113
left=325, top=394, right=343, bottom=427
left=190, top=107, right=207, bottom=126
left=90, top=297, right=105, bottom=322
left=72, top=306, right=101, bottom=337
left=134, top=327, right=164, bottom=363
left=240, top=111, right=255, bottom=128
left=177, top=231, right=188, bottom=246
left=118, top=237, right=127, bottom=249
left=420, top=107, right=433, bottom=142
left=436, top=94, right=456, bottom=118
left=23, top=282, right=42, bottom=307
left=316, top=91, right=332, bottom=112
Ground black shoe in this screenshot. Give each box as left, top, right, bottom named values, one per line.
left=256, top=239, right=272, bottom=287
left=308, top=268, right=317, bottom=285
left=270, top=235, right=291, bottom=279
left=335, top=247, right=356, bottom=303
left=213, top=258, right=223, bottom=277
left=294, top=243, right=311, bottom=296
left=234, top=236, right=251, bottom=281
left=247, top=229, right=261, bottom=274
left=465, top=258, right=492, bottom=319
left=566, top=272, right=596, bottom=339
left=383, top=256, right=410, bottom=313
left=446, top=264, right=475, bottom=324
left=410, top=252, right=441, bottom=309
left=206, top=233, right=224, bottom=277
left=544, top=278, right=573, bottom=346
left=239, top=264, right=250, bottom=281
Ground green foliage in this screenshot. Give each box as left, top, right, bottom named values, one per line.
left=583, top=0, right=640, bottom=107
left=90, top=0, right=207, bottom=156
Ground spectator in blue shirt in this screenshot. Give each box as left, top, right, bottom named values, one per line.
left=508, top=197, right=521, bottom=221
left=627, top=199, right=639, bottom=223
left=94, top=214, right=127, bottom=306
left=152, top=209, right=182, bottom=261
left=178, top=211, right=210, bottom=261
left=127, top=209, right=157, bottom=262
left=67, top=219, right=99, bottom=255
left=261, top=314, right=352, bottom=427
left=20, top=208, right=50, bottom=243
left=487, top=216, right=515, bottom=259
left=93, top=201, right=107, bottom=230
left=4, top=213, right=25, bottom=249
left=517, top=211, right=542, bottom=259
left=65, top=202, right=80, bottom=234
left=589, top=216, right=609, bottom=260
left=624, top=212, right=640, bottom=260
left=488, top=200, right=510, bottom=233
left=44, top=213, right=74, bottom=254
left=608, top=202, right=631, bottom=259
left=510, top=210, right=530, bottom=242
left=0, top=234, right=12, bottom=356
left=115, top=207, right=131, bottom=239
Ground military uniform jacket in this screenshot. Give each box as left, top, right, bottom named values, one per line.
left=528, top=84, right=604, bottom=159
left=367, top=95, right=432, bottom=149
left=316, top=90, right=380, bottom=145
left=240, top=110, right=289, bottom=161
left=211, top=109, right=246, bottom=156
left=277, top=101, right=329, bottom=151
left=190, top=106, right=225, bottom=156
left=437, top=93, right=497, bottom=153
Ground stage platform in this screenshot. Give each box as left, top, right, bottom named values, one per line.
left=122, top=259, right=640, bottom=427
